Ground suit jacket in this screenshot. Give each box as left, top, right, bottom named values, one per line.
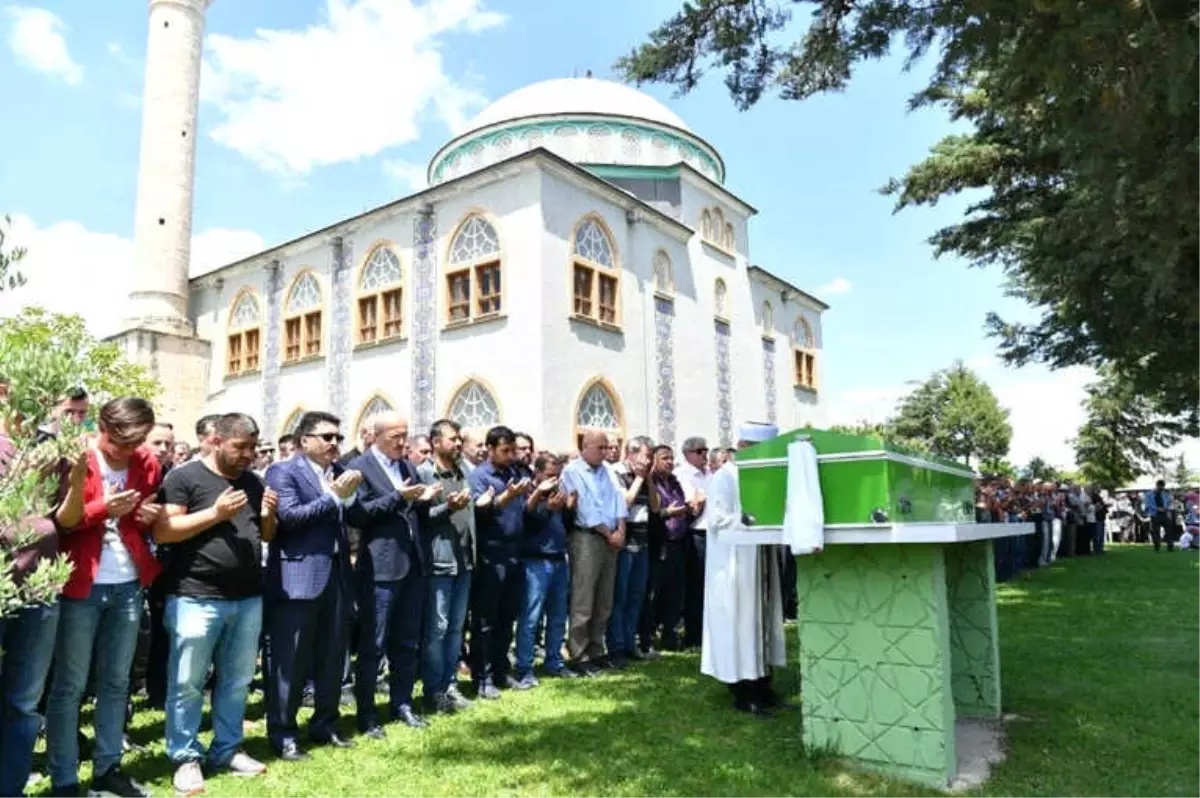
left=345, top=450, right=425, bottom=582
left=265, top=455, right=352, bottom=601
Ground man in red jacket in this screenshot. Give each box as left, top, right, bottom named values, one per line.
left=44, top=397, right=162, bottom=798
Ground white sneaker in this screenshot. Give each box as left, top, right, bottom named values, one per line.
left=173, top=761, right=205, bottom=796
left=225, top=751, right=267, bottom=777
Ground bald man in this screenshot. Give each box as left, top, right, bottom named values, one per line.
left=460, top=429, right=486, bottom=475
left=345, top=412, right=439, bottom=735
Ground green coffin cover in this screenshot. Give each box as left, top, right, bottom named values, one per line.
left=735, top=427, right=975, bottom=527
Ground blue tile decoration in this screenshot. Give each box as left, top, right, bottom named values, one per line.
left=654, top=297, right=676, bottom=446
left=262, top=260, right=282, bottom=437
left=763, top=337, right=777, bottom=424
left=328, top=238, right=352, bottom=421
left=715, top=319, right=733, bottom=446
left=411, top=208, right=438, bottom=429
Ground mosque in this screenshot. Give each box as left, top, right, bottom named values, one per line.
left=113, top=0, right=828, bottom=450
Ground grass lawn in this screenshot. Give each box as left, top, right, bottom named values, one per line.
left=35, top=546, right=1197, bottom=796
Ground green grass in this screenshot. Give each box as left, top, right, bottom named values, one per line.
left=33, top=546, right=1198, bottom=796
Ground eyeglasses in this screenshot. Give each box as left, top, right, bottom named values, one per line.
left=307, top=432, right=345, bottom=444
left=690, top=447, right=709, bottom=454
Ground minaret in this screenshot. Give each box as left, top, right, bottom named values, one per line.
left=111, top=0, right=214, bottom=434
left=125, top=0, right=212, bottom=334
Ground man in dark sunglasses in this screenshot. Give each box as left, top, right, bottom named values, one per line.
left=264, top=411, right=362, bottom=761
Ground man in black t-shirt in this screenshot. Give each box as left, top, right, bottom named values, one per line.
left=154, top=413, right=277, bottom=795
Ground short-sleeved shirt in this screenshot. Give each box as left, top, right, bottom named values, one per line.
left=159, top=460, right=266, bottom=599
left=616, top=467, right=651, bottom=551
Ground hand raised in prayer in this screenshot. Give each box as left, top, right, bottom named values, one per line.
left=547, top=488, right=568, bottom=511
left=262, top=487, right=279, bottom=518
left=214, top=487, right=248, bottom=520
left=536, top=476, right=559, bottom=495
left=475, top=485, right=496, bottom=508
left=418, top=482, right=443, bottom=503
left=332, top=470, right=362, bottom=498
left=134, top=499, right=162, bottom=527
left=398, top=479, right=426, bottom=501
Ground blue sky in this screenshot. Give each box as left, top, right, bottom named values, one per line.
left=1, top=0, right=1191, bottom=472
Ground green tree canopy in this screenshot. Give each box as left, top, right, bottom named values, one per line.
left=0, top=302, right=160, bottom=613
left=1021, top=456, right=1060, bottom=484
left=889, top=360, right=1011, bottom=467
left=1171, top=455, right=1195, bottom=490
left=1072, top=366, right=1185, bottom=491
left=618, top=0, right=1199, bottom=418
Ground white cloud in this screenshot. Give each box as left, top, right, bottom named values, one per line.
left=818, top=277, right=852, bottom=296
left=0, top=215, right=263, bottom=339
left=5, top=6, right=83, bottom=85
left=200, top=0, right=506, bottom=175
left=382, top=159, right=429, bottom=192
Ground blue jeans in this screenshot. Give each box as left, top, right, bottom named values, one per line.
left=608, top=548, right=649, bottom=656
left=516, top=557, right=570, bottom=675
left=0, top=600, right=60, bottom=797
left=165, top=595, right=262, bottom=767
left=45, top=581, right=142, bottom=787
left=422, top=572, right=471, bottom=696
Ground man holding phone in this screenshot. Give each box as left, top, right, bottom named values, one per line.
left=154, top=413, right=277, bottom=795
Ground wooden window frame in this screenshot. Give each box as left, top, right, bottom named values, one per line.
left=225, top=291, right=262, bottom=378
left=356, top=245, right=405, bottom=346
left=282, top=271, right=324, bottom=365
left=794, top=348, right=818, bottom=391
left=444, top=259, right=502, bottom=327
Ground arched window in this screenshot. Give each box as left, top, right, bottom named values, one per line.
left=723, top=222, right=735, bottom=251
left=574, top=379, right=624, bottom=450
left=571, top=216, right=620, bottom=326
left=357, top=244, right=404, bottom=343
left=283, top=270, right=323, bottom=363
left=226, top=290, right=262, bottom=376
left=762, top=300, right=774, bottom=336
left=446, top=379, right=501, bottom=429
left=714, top=278, right=728, bottom=319
left=653, top=250, right=673, bottom=296
left=280, top=406, right=305, bottom=436
left=792, top=316, right=817, bottom=390
left=700, top=209, right=713, bottom=241
left=355, top=394, right=395, bottom=435
left=446, top=214, right=502, bottom=325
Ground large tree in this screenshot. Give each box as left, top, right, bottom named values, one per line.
left=617, top=1, right=1199, bottom=417
left=0, top=229, right=159, bottom=614
left=1072, top=366, right=1185, bottom=491
left=1021, top=456, right=1059, bottom=484
left=1171, top=455, right=1195, bottom=490
left=889, top=360, right=1011, bottom=467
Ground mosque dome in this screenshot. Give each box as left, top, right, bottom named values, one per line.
left=427, top=77, right=724, bottom=186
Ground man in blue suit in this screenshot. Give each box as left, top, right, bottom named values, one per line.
left=264, top=411, right=362, bottom=760
left=346, top=411, right=438, bottom=736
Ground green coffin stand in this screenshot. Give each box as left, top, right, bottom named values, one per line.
left=731, top=427, right=1031, bottom=789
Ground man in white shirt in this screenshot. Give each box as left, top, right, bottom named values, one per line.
left=674, top=436, right=710, bottom=649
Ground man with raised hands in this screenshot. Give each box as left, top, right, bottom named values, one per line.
left=154, top=412, right=277, bottom=795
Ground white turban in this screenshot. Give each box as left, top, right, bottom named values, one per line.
left=736, top=422, right=778, bottom=444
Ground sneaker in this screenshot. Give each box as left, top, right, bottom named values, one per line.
left=544, top=666, right=579, bottom=679
left=224, top=751, right=266, bottom=777
left=513, top=673, right=539, bottom=690
left=88, top=766, right=151, bottom=798
left=475, top=680, right=501, bottom=700
left=172, top=761, right=205, bottom=796
left=446, top=684, right=474, bottom=710
left=433, top=692, right=458, bottom=714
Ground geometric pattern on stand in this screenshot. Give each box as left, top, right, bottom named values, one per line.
left=945, top=541, right=1002, bottom=718
left=796, top=544, right=956, bottom=787
left=763, top=337, right=777, bottom=424
left=328, top=239, right=353, bottom=421
left=714, top=319, right=733, bottom=447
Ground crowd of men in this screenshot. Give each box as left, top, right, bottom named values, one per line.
left=1, top=388, right=757, bottom=798
left=975, top=475, right=1196, bottom=583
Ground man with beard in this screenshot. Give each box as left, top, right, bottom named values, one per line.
left=154, top=413, right=278, bottom=794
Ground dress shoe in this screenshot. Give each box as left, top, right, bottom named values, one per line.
left=395, top=705, right=428, bottom=729
left=363, top=726, right=387, bottom=741
left=312, top=732, right=356, bottom=749
left=733, top=699, right=771, bottom=716
left=277, top=741, right=311, bottom=762
left=544, top=667, right=579, bottom=679
left=575, top=662, right=602, bottom=677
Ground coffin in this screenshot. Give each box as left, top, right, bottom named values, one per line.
left=735, top=427, right=976, bottom=527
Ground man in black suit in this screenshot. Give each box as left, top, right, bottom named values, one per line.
left=264, top=411, right=362, bottom=761
left=346, top=412, right=439, bottom=735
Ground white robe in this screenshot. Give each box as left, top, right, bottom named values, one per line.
left=701, top=462, right=787, bottom=683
